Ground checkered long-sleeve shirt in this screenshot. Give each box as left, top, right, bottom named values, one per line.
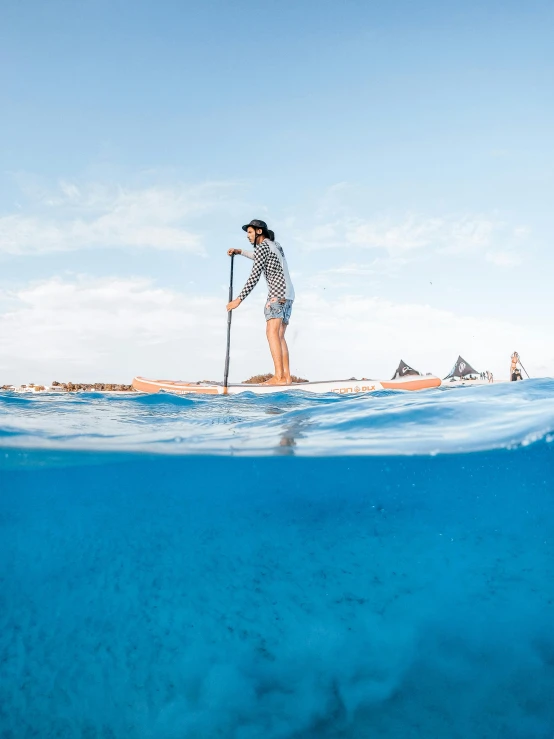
left=238, top=239, right=295, bottom=303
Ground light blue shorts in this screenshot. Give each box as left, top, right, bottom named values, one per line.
left=264, top=298, right=293, bottom=325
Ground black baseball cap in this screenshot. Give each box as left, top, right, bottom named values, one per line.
left=242, top=219, right=268, bottom=232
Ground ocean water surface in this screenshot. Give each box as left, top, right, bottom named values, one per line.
left=1, top=380, right=553, bottom=738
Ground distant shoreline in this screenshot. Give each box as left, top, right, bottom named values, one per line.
left=1, top=382, right=136, bottom=393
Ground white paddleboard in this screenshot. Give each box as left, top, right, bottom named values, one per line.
left=132, top=375, right=442, bottom=395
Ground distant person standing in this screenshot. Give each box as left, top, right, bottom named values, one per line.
left=226, top=219, right=294, bottom=385
left=510, top=352, right=523, bottom=381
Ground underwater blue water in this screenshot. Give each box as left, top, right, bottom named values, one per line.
left=1, top=380, right=553, bottom=738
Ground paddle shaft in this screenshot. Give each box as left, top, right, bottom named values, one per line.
left=223, top=254, right=235, bottom=391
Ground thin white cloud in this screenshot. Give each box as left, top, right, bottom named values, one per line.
left=0, top=276, right=550, bottom=384
left=348, top=214, right=459, bottom=252
left=326, top=263, right=378, bottom=275
left=0, top=180, right=239, bottom=255
left=485, top=251, right=522, bottom=267
left=291, top=183, right=530, bottom=266
left=315, top=257, right=409, bottom=279
left=300, top=213, right=524, bottom=260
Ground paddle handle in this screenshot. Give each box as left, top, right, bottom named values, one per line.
left=223, top=254, right=235, bottom=391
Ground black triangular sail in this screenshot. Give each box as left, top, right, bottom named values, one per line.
left=444, top=355, right=479, bottom=379
left=391, top=359, right=421, bottom=380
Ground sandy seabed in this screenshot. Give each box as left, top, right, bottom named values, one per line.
left=1, top=448, right=553, bottom=738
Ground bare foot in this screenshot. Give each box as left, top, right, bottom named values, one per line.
left=262, top=376, right=289, bottom=385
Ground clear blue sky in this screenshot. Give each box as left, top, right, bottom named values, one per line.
left=1, top=0, right=553, bottom=382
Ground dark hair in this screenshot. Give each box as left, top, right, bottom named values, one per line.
left=266, top=229, right=275, bottom=241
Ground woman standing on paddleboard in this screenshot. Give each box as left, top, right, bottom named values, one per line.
left=226, top=219, right=295, bottom=386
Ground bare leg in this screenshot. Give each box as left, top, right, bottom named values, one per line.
left=263, top=318, right=287, bottom=384
left=280, top=322, right=292, bottom=383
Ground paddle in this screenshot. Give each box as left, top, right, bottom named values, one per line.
left=519, top=358, right=531, bottom=379
left=223, top=253, right=235, bottom=393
